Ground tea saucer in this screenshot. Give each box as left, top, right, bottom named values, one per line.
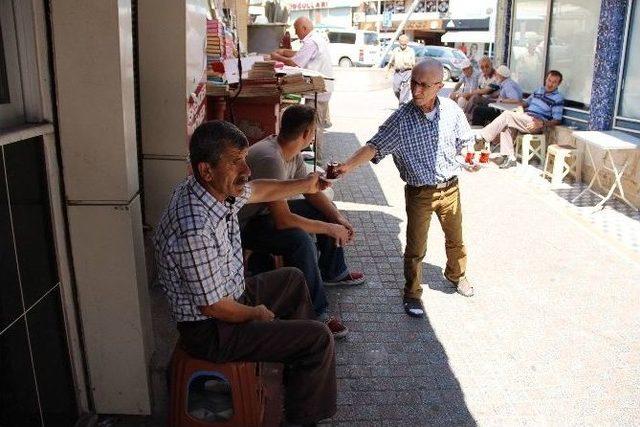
left=455, top=155, right=488, bottom=169
left=320, top=176, right=340, bottom=183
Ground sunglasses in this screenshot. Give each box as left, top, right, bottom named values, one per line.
left=411, top=79, right=443, bottom=90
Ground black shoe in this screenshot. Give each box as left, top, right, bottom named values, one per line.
left=403, top=298, right=425, bottom=318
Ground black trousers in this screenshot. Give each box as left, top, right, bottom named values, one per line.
left=177, top=267, right=336, bottom=424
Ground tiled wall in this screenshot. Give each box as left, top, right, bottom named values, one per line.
left=0, top=137, right=77, bottom=425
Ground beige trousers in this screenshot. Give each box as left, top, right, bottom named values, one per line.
left=480, top=110, right=540, bottom=156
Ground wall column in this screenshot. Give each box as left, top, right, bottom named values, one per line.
left=49, top=0, right=154, bottom=414
left=588, top=0, right=628, bottom=130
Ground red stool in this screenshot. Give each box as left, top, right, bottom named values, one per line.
left=168, top=345, right=264, bottom=427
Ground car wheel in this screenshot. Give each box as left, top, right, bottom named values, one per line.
left=339, top=57, right=353, bottom=67
left=443, top=67, right=451, bottom=81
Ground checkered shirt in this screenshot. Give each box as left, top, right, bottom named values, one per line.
left=367, top=97, right=475, bottom=186
left=153, top=175, right=251, bottom=322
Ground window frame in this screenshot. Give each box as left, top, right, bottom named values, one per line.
left=0, top=0, right=25, bottom=127
left=613, top=0, right=640, bottom=134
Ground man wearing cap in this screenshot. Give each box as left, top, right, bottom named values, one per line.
left=471, top=65, right=523, bottom=126
left=387, top=35, right=416, bottom=105
left=449, top=59, right=480, bottom=109
left=478, top=70, right=564, bottom=169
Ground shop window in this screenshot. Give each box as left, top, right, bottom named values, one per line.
left=0, top=0, right=25, bottom=127
left=509, top=0, right=547, bottom=94
left=509, top=0, right=600, bottom=110
left=546, top=0, right=600, bottom=108
left=618, top=1, right=640, bottom=120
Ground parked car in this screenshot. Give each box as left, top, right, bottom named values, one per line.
left=382, top=43, right=467, bottom=81
left=323, top=29, right=381, bottom=67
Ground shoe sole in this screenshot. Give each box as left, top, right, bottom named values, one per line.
left=323, top=279, right=366, bottom=287
left=332, top=327, right=348, bottom=339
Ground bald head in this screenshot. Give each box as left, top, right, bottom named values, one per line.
left=293, top=17, right=313, bottom=40
left=412, top=58, right=443, bottom=81
left=399, top=34, right=409, bottom=48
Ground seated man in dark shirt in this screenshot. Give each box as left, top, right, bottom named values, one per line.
left=154, top=120, right=336, bottom=426
left=239, top=105, right=366, bottom=339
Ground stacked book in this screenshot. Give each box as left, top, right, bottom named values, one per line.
left=236, top=77, right=279, bottom=97
left=247, top=61, right=276, bottom=79
left=279, top=73, right=315, bottom=94
left=207, top=20, right=224, bottom=57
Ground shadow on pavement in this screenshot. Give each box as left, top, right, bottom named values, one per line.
left=325, top=132, right=476, bottom=425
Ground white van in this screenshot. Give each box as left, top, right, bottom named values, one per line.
left=324, top=29, right=380, bottom=67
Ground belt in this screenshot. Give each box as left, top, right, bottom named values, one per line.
left=411, top=176, right=458, bottom=190
left=395, top=68, right=411, bottom=72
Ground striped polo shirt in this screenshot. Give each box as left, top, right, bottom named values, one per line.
left=524, top=87, right=565, bottom=121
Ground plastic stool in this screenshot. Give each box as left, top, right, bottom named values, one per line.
left=168, top=344, right=264, bottom=427
left=543, top=144, right=581, bottom=188
left=516, top=133, right=546, bottom=166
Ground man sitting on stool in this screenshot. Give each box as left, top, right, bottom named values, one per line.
left=239, top=105, right=366, bottom=339
left=154, top=120, right=336, bottom=426
left=449, top=59, right=480, bottom=110
left=477, top=70, right=564, bottom=169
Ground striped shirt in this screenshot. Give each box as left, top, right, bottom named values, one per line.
left=153, top=176, right=251, bottom=322
left=525, top=87, right=564, bottom=121
left=367, top=97, right=475, bottom=186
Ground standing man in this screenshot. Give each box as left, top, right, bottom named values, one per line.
left=270, top=17, right=334, bottom=162
left=336, top=59, right=476, bottom=319
left=154, top=120, right=336, bottom=426
left=387, top=34, right=416, bottom=105
left=239, top=105, right=366, bottom=339
left=478, top=70, right=564, bottom=169
left=471, top=65, right=523, bottom=126
left=448, top=58, right=480, bottom=110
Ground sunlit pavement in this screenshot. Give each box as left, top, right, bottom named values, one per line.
left=321, top=82, right=640, bottom=425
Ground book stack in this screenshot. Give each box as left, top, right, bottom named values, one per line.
left=207, top=20, right=224, bottom=58
left=247, top=61, right=276, bottom=79
left=279, top=73, right=315, bottom=94
left=236, top=77, right=279, bottom=97
left=310, top=76, right=326, bottom=93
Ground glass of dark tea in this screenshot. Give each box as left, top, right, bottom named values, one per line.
left=479, top=150, right=490, bottom=164
left=465, top=152, right=475, bottom=164
left=326, top=162, right=340, bottom=179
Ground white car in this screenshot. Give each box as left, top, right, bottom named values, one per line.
left=324, top=29, right=380, bottom=67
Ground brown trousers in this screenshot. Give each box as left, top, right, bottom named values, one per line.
left=404, top=183, right=467, bottom=299
left=177, top=267, right=336, bottom=424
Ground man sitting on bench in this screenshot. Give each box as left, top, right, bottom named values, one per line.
left=154, top=120, right=336, bottom=427
left=477, top=70, right=564, bottom=169
left=239, top=104, right=366, bottom=339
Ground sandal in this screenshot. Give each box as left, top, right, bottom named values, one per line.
left=403, top=298, right=425, bottom=318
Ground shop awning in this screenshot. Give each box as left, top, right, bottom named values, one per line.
left=441, top=31, right=493, bottom=43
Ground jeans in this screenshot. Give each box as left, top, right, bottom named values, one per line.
left=241, top=199, right=349, bottom=317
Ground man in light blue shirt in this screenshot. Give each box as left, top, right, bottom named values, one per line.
left=471, top=65, right=523, bottom=125
left=335, top=59, right=478, bottom=319
left=479, top=70, right=564, bottom=168
left=449, top=59, right=480, bottom=109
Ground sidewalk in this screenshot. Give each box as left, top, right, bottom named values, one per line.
left=322, top=86, right=640, bottom=425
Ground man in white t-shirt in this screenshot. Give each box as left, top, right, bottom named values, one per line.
left=270, top=17, right=333, bottom=162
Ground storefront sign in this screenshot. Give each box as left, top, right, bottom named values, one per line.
left=289, top=1, right=328, bottom=10
left=405, top=20, right=442, bottom=31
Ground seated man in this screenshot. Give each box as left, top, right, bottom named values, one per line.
left=477, top=70, right=564, bottom=169
left=461, top=56, right=500, bottom=121
left=239, top=104, right=366, bottom=339
left=449, top=59, right=480, bottom=110
left=154, top=120, right=336, bottom=426
left=471, top=65, right=523, bottom=126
